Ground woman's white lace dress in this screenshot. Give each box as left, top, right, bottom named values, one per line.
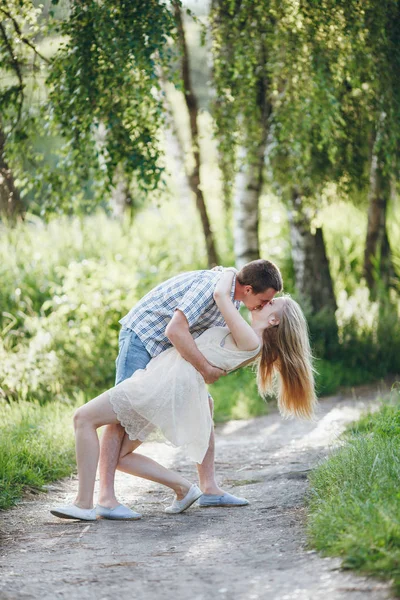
left=109, top=326, right=260, bottom=463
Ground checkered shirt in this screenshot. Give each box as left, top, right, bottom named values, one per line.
left=119, top=269, right=240, bottom=357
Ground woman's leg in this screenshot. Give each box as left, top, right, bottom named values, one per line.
left=116, top=434, right=193, bottom=500
left=73, top=391, right=120, bottom=509
left=98, top=329, right=152, bottom=509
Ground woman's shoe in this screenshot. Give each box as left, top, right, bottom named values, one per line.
left=50, top=504, right=97, bottom=521
left=164, top=484, right=203, bottom=514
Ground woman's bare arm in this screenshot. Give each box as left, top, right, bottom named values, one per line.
left=213, top=271, right=260, bottom=351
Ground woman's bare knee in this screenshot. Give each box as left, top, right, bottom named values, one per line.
left=74, top=392, right=120, bottom=430
left=73, top=406, right=92, bottom=430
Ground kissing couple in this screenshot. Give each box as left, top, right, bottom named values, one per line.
left=51, top=259, right=316, bottom=521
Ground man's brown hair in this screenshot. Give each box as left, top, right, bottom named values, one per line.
left=237, top=259, right=283, bottom=294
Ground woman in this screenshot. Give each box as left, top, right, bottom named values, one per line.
left=51, top=270, right=316, bottom=521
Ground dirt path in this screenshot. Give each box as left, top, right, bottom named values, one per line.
left=0, top=384, right=393, bottom=600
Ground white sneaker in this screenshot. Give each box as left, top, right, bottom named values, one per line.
left=50, top=504, right=97, bottom=521
left=164, top=484, right=203, bottom=514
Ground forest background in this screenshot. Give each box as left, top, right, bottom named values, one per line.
left=0, top=0, right=400, bottom=510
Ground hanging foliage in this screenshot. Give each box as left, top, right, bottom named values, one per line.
left=47, top=0, right=181, bottom=196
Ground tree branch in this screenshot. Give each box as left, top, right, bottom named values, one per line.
left=0, top=21, right=24, bottom=125
left=0, top=7, right=50, bottom=64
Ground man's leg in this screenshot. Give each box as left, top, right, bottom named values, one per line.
left=196, top=395, right=224, bottom=494
left=197, top=394, right=249, bottom=506
left=97, top=329, right=151, bottom=509
left=97, top=424, right=126, bottom=508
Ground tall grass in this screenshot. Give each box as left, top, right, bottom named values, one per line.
left=0, top=398, right=79, bottom=510
left=307, top=390, right=400, bottom=594
left=1, top=204, right=400, bottom=408
left=0, top=200, right=294, bottom=409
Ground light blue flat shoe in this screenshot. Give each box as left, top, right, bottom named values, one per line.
left=96, top=504, right=142, bottom=520
left=198, top=492, right=249, bottom=507
left=164, top=484, right=203, bottom=514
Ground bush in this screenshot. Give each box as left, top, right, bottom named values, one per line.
left=0, top=209, right=207, bottom=403
left=309, top=287, right=400, bottom=395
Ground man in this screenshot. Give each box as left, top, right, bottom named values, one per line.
left=97, top=259, right=283, bottom=518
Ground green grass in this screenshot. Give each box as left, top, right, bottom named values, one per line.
left=314, top=359, right=381, bottom=397
left=307, top=390, right=400, bottom=595
left=210, top=366, right=268, bottom=421
left=0, top=399, right=80, bottom=510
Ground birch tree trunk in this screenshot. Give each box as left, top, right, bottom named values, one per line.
left=163, top=101, right=197, bottom=211
left=363, top=145, right=395, bottom=294
left=233, top=141, right=266, bottom=268
left=288, top=189, right=337, bottom=314
left=174, top=2, right=219, bottom=268
left=233, top=70, right=270, bottom=269
left=93, top=123, right=132, bottom=220
left=0, top=123, right=24, bottom=222
left=111, top=165, right=132, bottom=220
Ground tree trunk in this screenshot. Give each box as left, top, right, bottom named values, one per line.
left=288, top=189, right=337, bottom=314
left=111, top=164, right=132, bottom=220
left=174, top=2, right=219, bottom=268
left=233, top=141, right=266, bottom=268
left=233, top=49, right=270, bottom=269
left=220, top=155, right=234, bottom=237
left=363, top=146, right=395, bottom=294
left=0, top=123, right=24, bottom=222
left=163, top=99, right=197, bottom=211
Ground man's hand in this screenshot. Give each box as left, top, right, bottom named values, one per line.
left=202, top=365, right=227, bottom=384
left=211, top=265, right=238, bottom=274
left=166, top=310, right=228, bottom=384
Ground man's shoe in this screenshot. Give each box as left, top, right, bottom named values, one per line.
left=198, top=492, right=249, bottom=507
left=50, top=504, right=97, bottom=521
left=96, top=504, right=142, bottom=520
left=164, top=484, right=203, bottom=514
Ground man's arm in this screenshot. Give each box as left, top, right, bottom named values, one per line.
left=165, top=310, right=226, bottom=384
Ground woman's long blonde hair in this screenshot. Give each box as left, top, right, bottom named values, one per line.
left=256, top=296, right=317, bottom=419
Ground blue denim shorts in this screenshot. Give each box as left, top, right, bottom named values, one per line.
left=115, top=327, right=152, bottom=385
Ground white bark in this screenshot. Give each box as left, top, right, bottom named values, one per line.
left=111, top=165, right=131, bottom=220
left=233, top=146, right=262, bottom=268
left=287, top=192, right=337, bottom=313
left=93, top=122, right=131, bottom=219
left=163, top=111, right=193, bottom=210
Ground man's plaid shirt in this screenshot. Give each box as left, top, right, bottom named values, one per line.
left=119, top=270, right=240, bottom=357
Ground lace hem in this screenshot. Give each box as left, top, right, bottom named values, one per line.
left=108, top=391, right=211, bottom=464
